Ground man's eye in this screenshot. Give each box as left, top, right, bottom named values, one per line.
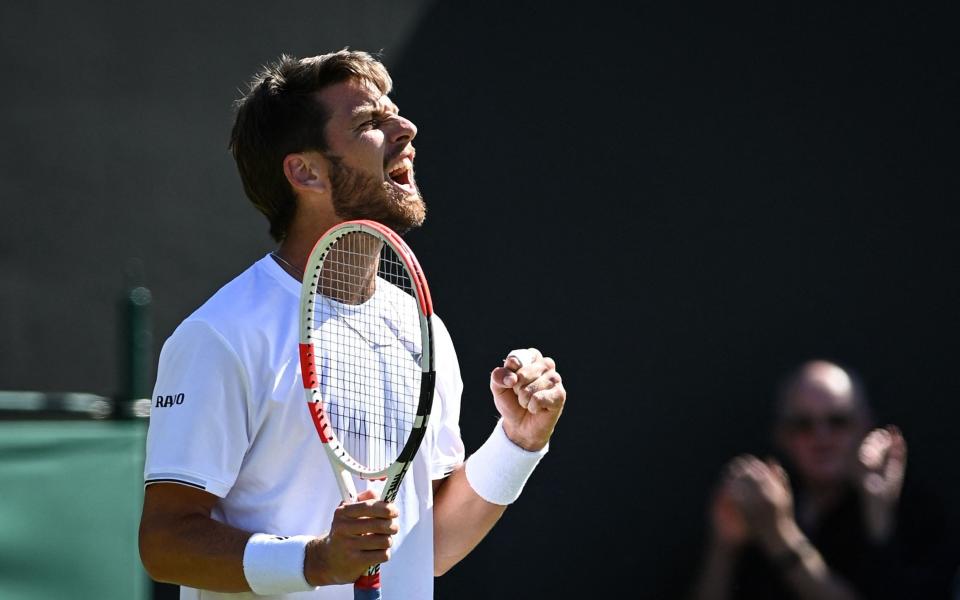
left=358, top=112, right=395, bottom=132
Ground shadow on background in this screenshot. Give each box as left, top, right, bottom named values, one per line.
left=394, top=2, right=960, bottom=597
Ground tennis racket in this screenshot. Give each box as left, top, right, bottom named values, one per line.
left=298, top=219, right=435, bottom=600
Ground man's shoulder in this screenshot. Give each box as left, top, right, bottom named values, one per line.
left=171, top=256, right=297, bottom=349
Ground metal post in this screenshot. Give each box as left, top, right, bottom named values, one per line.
left=120, top=259, right=153, bottom=418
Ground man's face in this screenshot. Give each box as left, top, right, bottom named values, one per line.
left=317, top=78, right=425, bottom=233
left=776, top=368, right=868, bottom=488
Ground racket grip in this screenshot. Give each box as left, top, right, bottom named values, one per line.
left=353, top=573, right=381, bottom=599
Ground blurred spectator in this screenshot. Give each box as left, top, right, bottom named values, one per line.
left=691, top=360, right=956, bottom=600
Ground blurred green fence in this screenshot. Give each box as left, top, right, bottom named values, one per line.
left=0, top=259, right=155, bottom=598
left=0, top=394, right=151, bottom=600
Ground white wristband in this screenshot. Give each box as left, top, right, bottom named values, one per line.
left=465, top=419, right=548, bottom=505
left=242, top=533, right=317, bottom=596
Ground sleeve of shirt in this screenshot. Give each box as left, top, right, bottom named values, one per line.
left=143, top=319, right=252, bottom=498
left=428, top=315, right=465, bottom=479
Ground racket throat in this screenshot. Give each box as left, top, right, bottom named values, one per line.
left=335, top=467, right=359, bottom=502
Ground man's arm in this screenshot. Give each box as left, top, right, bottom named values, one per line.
left=755, top=518, right=860, bottom=600
left=139, top=483, right=397, bottom=591
left=690, top=539, right=740, bottom=600
left=432, top=467, right=507, bottom=576
left=432, top=348, right=565, bottom=576
left=856, top=426, right=907, bottom=544
left=727, top=456, right=860, bottom=600
left=690, top=483, right=751, bottom=600
left=139, top=484, right=251, bottom=591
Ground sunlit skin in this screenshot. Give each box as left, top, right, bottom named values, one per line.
left=274, top=78, right=424, bottom=279
left=320, top=79, right=421, bottom=204
left=317, top=79, right=424, bottom=230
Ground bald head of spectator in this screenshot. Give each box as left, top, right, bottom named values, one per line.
left=774, top=360, right=873, bottom=489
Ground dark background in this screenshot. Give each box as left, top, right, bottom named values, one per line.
left=2, top=1, right=958, bottom=598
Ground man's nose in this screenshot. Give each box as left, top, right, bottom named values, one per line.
left=388, top=115, right=417, bottom=145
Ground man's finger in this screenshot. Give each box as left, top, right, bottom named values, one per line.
left=505, top=348, right=541, bottom=369
left=521, top=370, right=562, bottom=395
left=515, top=369, right=563, bottom=412
left=526, top=385, right=565, bottom=414
left=338, top=518, right=399, bottom=537
left=516, top=371, right=561, bottom=407
left=359, top=548, right=392, bottom=565
left=885, top=427, right=907, bottom=482
left=338, top=500, right=398, bottom=519
left=766, top=458, right=789, bottom=486
left=889, top=426, right=907, bottom=459
left=726, top=455, right=754, bottom=479
left=741, top=455, right=765, bottom=476
left=491, top=366, right=520, bottom=390
left=860, top=428, right=892, bottom=471
left=355, top=489, right=378, bottom=502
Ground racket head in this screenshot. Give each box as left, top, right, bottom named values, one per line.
left=298, top=220, right=435, bottom=486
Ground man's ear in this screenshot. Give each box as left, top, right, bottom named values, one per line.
left=283, top=152, right=330, bottom=194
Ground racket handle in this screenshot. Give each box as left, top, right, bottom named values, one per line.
left=353, top=573, right=381, bottom=599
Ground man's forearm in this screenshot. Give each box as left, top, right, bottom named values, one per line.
left=141, top=484, right=398, bottom=593
left=139, top=509, right=252, bottom=592
left=761, top=522, right=860, bottom=600
left=432, top=464, right=508, bottom=576
left=690, top=539, right=739, bottom=600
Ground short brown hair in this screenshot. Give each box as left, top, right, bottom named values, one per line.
left=229, top=50, right=392, bottom=241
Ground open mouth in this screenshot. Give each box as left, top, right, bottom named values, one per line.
left=387, top=157, right=415, bottom=190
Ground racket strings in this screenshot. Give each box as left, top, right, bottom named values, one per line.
left=308, top=231, right=422, bottom=472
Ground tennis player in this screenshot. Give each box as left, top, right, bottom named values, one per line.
left=138, top=50, right=566, bottom=599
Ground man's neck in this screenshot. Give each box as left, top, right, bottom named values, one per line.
left=278, top=223, right=382, bottom=304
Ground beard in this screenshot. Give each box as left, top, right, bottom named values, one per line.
left=326, top=155, right=426, bottom=234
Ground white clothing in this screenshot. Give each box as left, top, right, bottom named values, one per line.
left=309, top=277, right=428, bottom=474
left=144, top=255, right=465, bottom=599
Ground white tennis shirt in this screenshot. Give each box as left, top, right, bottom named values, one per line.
left=144, top=255, right=465, bottom=600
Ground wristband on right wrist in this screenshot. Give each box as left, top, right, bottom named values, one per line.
left=242, top=533, right=318, bottom=595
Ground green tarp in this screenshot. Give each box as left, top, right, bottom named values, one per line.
left=0, top=420, right=149, bottom=600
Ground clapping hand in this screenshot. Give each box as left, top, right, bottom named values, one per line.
left=710, top=480, right=751, bottom=547
left=856, top=426, right=907, bottom=542
left=724, top=455, right=796, bottom=551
